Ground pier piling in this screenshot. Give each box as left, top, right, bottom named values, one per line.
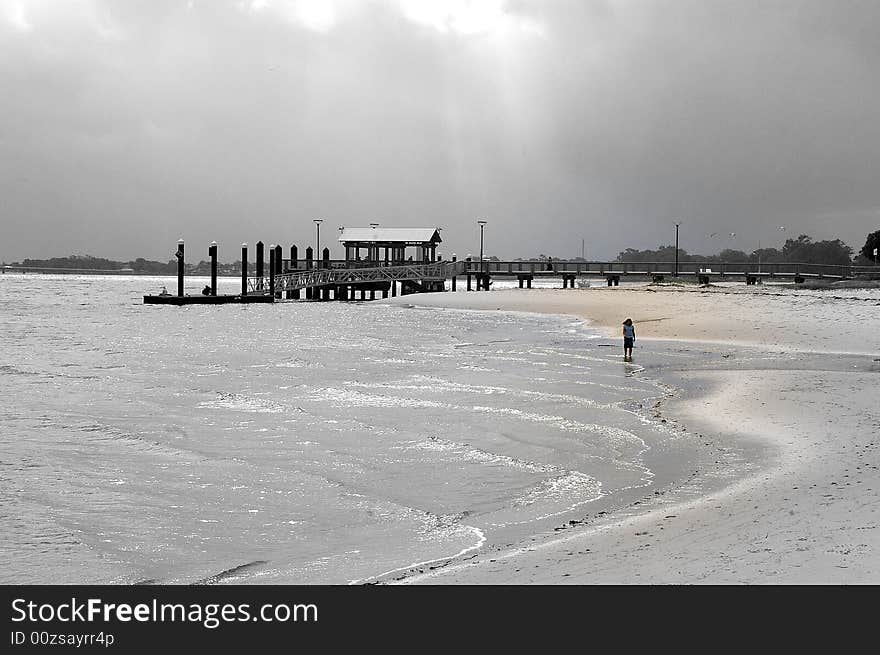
left=291, top=245, right=300, bottom=299
left=176, top=239, right=184, bottom=297
left=305, top=247, right=313, bottom=300
left=269, top=245, right=276, bottom=296
left=274, top=245, right=282, bottom=298
left=209, top=241, right=218, bottom=296
left=241, top=243, right=248, bottom=296
left=256, top=241, right=264, bottom=290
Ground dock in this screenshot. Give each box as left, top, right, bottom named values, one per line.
left=143, top=294, right=273, bottom=305
left=145, top=232, right=874, bottom=306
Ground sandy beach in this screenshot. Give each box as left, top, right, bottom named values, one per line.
left=384, top=284, right=880, bottom=583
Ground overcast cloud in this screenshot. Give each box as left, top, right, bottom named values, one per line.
left=2, top=0, right=879, bottom=262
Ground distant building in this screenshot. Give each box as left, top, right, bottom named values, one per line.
left=339, top=227, right=442, bottom=265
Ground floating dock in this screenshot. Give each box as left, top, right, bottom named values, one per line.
left=143, top=294, right=273, bottom=305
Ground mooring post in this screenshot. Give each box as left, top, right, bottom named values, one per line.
left=291, top=245, right=300, bottom=299
left=176, top=239, right=185, bottom=297
left=451, top=255, right=457, bottom=292
left=209, top=241, right=218, bottom=296
left=322, top=247, right=331, bottom=300
left=269, top=244, right=276, bottom=297
left=391, top=280, right=397, bottom=297
left=241, top=243, right=248, bottom=296
left=305, top=246, right=313, bottom=300
left=466, top=257, right=472, bottom=291
left=285, top=246, right=292, bottom=300
left=256, top=241, right=264, bottom=290
left=274, top=244, right=282, bottom=298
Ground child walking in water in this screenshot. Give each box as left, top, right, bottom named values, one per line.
left=622, top=318, right=635, bottom=362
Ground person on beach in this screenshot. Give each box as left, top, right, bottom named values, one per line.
left=622, top=318, right=635, bottom=361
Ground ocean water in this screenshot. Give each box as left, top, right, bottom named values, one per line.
left=1, top=274, right=703, bottom=584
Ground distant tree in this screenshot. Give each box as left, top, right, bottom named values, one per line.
left=779, top=234, right=852, bottom=265
left=749, top=247, right=783, bottom=263
left=617, top=245, right=690, bottom=263
left=859, top=230, right=880, bottom=263
left=717, top=249, right=749, bottom=261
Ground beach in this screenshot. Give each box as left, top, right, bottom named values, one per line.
left=384, top=284, right=880, bottom=583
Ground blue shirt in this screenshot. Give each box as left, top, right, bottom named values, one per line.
left=623, top=324, right=635, bottom=339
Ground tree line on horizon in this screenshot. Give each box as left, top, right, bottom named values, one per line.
left=6, top=231, right=879, bottom=270
left=616, top=232, right=879, bottom=267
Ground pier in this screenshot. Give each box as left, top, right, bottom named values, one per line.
left=143, top=230, right=869, bottom=305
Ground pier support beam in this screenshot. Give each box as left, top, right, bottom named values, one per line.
left=291, top=245, right=300, bottom=300
left=451, top=255, right=457, bottom=292
left=304, top=246, right=313, bottom=300
left=241, top=243, right=247, bottom=296
left=256, top=241, right=264, bottom=290
left=274, top=245, right=282, bottom=298
left=176, top=239, right=184, bottom=297
left=269, top=245, right=276, bottom=297
left=209, top=241, right=218, bottom=295
left=392, top=281, right=397, bottom=297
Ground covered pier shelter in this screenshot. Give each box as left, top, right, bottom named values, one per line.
left=339, top=227, right=442, bottom=265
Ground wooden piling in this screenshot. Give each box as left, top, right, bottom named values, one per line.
left=269, top=244, right=276, bottom=296
left=291, top=245, right=300, bottom=300
left=451, top=255, right=457, bottom=292
left=241, top=243, right=247, bottom=296
left=273, top=244, right=282, bottom=298
left=209, top=241, right=218, bottom=296
left=176, top=239, right=184, bottom=297
left=304, top=246, right=313, bottom=300
left=256, top=241, right=264, bottom=287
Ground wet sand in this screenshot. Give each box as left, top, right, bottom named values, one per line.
left=383, top=285, right=880, bottom=583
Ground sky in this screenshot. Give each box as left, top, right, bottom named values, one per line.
left=2, top=0, right=879, bottom=263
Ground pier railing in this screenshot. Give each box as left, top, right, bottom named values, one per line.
left=456, top=260, right=857, bottom=279
left=250, top=261, right=467, bottom=293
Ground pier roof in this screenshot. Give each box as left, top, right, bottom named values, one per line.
left=338, top=227, right=442, bottom=245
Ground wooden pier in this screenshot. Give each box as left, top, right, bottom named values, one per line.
left=144, top=233, right=870, bottom=306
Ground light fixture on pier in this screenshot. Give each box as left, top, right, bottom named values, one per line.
left=477, top=220, right=487, bottom=263
left=674, top=221, right=681, bottom=277
left=313, top=219, right=323, bottom=267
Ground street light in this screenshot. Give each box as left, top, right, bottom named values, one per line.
left=674, top=221, right=681, bottom=277
left=313, top=219, right=323, bottom=268
left=477, top=220, right=487, bottom=263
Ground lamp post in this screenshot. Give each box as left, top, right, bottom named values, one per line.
left=477, top=220, right=487, bottom=263
left=313, top=219, right=323, bottom=268
left=674, top=222, right=681, bottom=277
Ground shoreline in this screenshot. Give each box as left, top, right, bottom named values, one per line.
left=380, top=286, right=880, bottom=583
